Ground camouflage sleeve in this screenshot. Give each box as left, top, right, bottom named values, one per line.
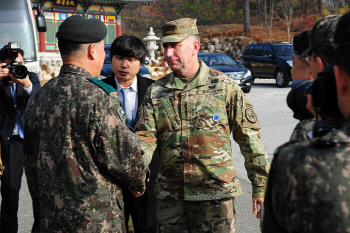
left=267, top=143, right=299, bottom=231
left=23, top=100, right=40, bottom=212
left=229, top=88, right=271, bottom=197
left=134, top=88, right=158, bottom=165
left=94, top=93, right=149, bottom=190
left=290, top=119, right=314, bottom=142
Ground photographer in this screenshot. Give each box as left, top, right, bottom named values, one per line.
left=289, top=30, right=314, bottom=142
left=261, top=14, right=350, bottom=233
left=0, top=44, right=41, bottom=232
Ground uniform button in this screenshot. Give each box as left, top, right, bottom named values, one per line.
left=7, top=137, right=10, bottom=140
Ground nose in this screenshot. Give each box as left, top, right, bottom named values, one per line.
left=121, top=59, right=128, bottom=67
left=164, top=47, right=174, bottom=58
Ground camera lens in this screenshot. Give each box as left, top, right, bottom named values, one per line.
left=287, top=80, right=314, bottom=120
left=13, top=65, right=28, bottom=79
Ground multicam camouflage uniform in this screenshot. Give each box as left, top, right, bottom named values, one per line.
left=135, top=61, right=270, bottom=230
left=24, top=65, right=149, bottom=232
left=262, top=116, right=350, bottom=232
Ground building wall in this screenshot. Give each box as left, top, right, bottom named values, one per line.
left=35, top=0, right=119, bottom=52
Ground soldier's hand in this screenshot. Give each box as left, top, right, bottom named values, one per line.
left=306, top=94, right=323, bottom=121
left=252, top=197, right=264, bottom=219
left=9, top=73, right=31, bottom=88
left=0, top=63, right=9, bottom=81
left=128, top=187, right=145, bottom=198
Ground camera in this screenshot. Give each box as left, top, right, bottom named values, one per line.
left=287, top=63, right=342, bottom=137
left=2, top=42, right=28, bottom=79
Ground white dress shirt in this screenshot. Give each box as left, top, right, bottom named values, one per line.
left=12, top=83, right=32, bottom=136
left=114, top=75, right=138, bottom=122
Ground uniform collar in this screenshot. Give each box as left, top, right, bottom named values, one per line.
left=60, top=64, right=94, bottom=80
left=164, top=61, right=212, bottom=90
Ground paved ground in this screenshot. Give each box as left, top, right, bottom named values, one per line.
left=7, top=79, right=297, bottom=233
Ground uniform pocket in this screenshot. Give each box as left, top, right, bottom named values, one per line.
left=157, top=97, right=181, bottom=131
left=195, top=94, right=229, bottom=130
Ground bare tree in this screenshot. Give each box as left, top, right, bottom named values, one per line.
left=264, top=0, right=276, bottom=42
left=258, top=0, right=265, bottom=37
left=244, top=0, right=250, bottom=32
left=317, top=0, right=323, bottom=14
left=278, top=0, right=295, bottom=42
left=324, top=0, right=344, bottom=13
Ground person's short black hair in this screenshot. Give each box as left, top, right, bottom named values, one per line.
left=58, top=39, right=85, bottom=55
left=0, top=45, right=24, bottom=62
left=110, top=35, right=148, bottom=64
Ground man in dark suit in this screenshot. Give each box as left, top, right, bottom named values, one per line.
left=0, top=44, right=41, bottom=232
left=102, top=35, right=159, bottom=233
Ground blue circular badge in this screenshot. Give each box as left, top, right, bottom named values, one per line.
left=213, top=114, right=220, bottom=121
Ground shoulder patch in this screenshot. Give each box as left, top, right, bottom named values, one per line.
left=245, top=108, right=257, bottom=123
left=90, top=78, right=117, bottom=95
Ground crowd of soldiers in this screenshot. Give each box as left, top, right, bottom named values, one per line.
left=0, top=9, right=350, bottom=233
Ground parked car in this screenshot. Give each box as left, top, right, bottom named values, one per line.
left=100, top=44, right=151, bottom=80
left=198, top=53, right=253, bottom=93
left=242, top=42, right=294, bottom=87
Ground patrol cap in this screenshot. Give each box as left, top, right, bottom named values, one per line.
left=161, top=18, right=199, bottom=43
left=334, top=11, right=350, bottom=50
left=292, top=30, right=311, bottom=57
left=299, top=15, right=341, bottom=59
left=56, top=15, right=107, bottom=43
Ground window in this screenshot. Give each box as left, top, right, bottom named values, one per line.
left=254, top=45, right=263, bottom=56
left=263, top=46, right=273, bottom=56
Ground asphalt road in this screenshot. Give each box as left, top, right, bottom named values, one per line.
left=12, top=79, right=298, bottom=233
left=233, top=79, right=298, bottom=233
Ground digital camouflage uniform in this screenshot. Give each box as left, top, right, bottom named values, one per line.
left=262, top=115, right=350, bottom=232
left=135, top=61, right=270, bottom=231
left=24, top=65, right=149, bottom=232
left=289, top=119, right=314, bottom=142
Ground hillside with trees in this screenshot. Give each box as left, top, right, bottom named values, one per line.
left=121, top=0, right=350, bottom=43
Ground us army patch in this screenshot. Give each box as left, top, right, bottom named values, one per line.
left=245, top=108, right=257, bottom=123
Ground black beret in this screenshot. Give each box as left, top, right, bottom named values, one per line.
left=335, top=11, right=350, bottom=50
left=56, top=15, right=107, bottom=43
left=292, top=30, right=311, bottom=56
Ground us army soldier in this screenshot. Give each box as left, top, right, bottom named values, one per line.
left=24, top=15, right=149, bottom=232
left=288, top=30, right=314, bottom=142
left=135, top=18, right=270, bottom=232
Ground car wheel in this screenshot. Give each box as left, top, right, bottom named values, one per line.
left=243, top=86, right=251, bottom=93
left=275, top=69, right=289, bottom=87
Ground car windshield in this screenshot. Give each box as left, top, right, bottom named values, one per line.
left=198, top=54, right=237, bottom=66
left=273, top=45, right=293, bottom=56
left=0, top=0, right=37, bottom=62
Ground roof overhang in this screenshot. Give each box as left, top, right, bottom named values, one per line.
left=83, top=0, right=154, bottom=4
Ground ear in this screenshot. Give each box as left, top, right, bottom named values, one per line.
left=334, top=65, right=349, bottom=97
left=192, top=40, right=200, bottom=55
left=88, top=43, right=97, bottom=60
left=315, top=57, right=325, bottom=73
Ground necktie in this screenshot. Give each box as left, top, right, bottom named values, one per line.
left=12, top=83, right=24, bottom=138
left=121, top=88, right=134, bottom=127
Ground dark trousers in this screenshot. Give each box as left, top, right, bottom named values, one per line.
left=0, top=137, right=40, bottom=233
left=123, top=186, right=156, bottom=233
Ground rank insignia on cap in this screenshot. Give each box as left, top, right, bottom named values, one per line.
left=213, top=114, right=220, bottom=121
left=245, top=108, right=257, bottom=123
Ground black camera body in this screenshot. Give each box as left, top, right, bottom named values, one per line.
left=287, top=63, right=342, bottom=137
left=2, top=42, right=28, bottom=79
